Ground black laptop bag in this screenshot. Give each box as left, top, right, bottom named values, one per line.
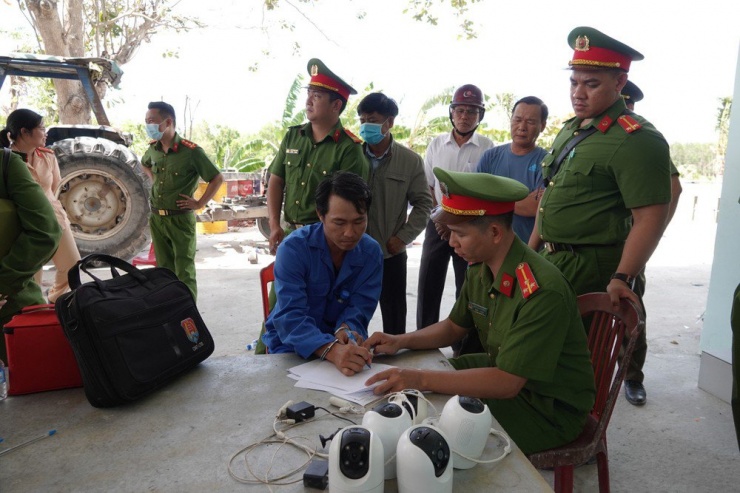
left=55, top=254, right=214, bottom=407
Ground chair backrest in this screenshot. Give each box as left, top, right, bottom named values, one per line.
left=260, top=262, right=275, bottom=321
left=577, top=293, right=645, bottom=433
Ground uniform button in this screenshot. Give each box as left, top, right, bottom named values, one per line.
left=539, top=234, right=544, bottom=240
left=539, top=207, right=544, bottom=213
left=574, top=131, right=580, bottom=136
left=307, top=163, right=312, bottom=167
left=489, top=293, right=495, bottom=299
left=322, top=171, right=327, bottom=175
left=295, top=200, right=300, bottom=205
left=549, top=181, right=555, bottom=187
left=301, top=181, right=305, bottom=186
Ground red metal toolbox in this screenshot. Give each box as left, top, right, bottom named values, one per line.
left=3, top=304, right=83, bottom=395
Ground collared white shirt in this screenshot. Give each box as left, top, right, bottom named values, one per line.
left=424, top=130, right=495, bottom=204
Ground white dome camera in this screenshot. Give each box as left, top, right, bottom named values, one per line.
left=389, top=389, right=428, bottom=425
left=328, top=426, right=384, bottom=493
left=396, top=424, right=453, bottom=493
left=438, top=395, right=493, bottom=469
left=362, top=402, right=413, bottom=479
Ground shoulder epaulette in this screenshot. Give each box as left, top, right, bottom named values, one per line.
left=343, top=128, right=362, bottom=144
left=515, top=262, right=540, bottom=299
left=180, top=139, right=198, bottom=149
left=617, top=115, right=642, bottom=134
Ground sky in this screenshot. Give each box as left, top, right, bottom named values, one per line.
left=1, top=0, right=739, bottom=145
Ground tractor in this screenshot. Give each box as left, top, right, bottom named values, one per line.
left=0, top=53, right=149, bottom=260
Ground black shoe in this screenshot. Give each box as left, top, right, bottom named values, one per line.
left=624, top=380, right=647, bottom=406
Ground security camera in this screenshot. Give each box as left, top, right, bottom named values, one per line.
left=362, top=402, right=413, bottom=479
left=328, top=426, right=384, bottom=493
left=438, top=395, right=492, bottom=469
left=396, top=425, right=453, bottom=493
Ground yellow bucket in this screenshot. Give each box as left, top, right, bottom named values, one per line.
left=195, top=181, right=228, bottom=234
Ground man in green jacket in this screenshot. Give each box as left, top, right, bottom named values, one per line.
left=358, top=92, right=432, bottom=334
left=1, top=149, right=61, bottom=360
left=266, top=58, right=368, bottom=255
left=365, top=168, right=595, bottom=455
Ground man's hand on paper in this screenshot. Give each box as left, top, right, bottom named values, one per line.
left=326, top=342, right=372, bottom=376
left=365, top=367, right=425, bottom=395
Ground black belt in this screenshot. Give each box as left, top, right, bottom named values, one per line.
left=154, top=209, right=193, bottom=216
left=543, top=242, right=615, bottom=254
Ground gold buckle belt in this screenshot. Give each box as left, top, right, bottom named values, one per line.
left=155, top=209, right=192, bottom=216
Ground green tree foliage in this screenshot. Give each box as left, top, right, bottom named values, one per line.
left=670, top=142, right=716, bottom=180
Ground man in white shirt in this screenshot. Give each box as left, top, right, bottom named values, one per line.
left=417, top=84, right=494, bottom=337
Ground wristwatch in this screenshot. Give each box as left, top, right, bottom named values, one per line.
left=610, top=272, right=636, bottom=290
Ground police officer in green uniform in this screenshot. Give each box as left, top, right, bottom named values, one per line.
left=529, top=27, right=672, bottom=406
left=364, top=169, right=595, bottom=455
left=1, top=149, right=61, bottom=361
left=141, top=101, right=223, bottom=301
left=620, top=80, right=683, bottom=405
left=266, top=58, right=368, bottom=255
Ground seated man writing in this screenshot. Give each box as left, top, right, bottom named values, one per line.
left=263, top=171, right=381, bottom=376
left=363, top=168, right=596, bottom=455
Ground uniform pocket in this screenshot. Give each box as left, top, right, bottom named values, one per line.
left=562, top=160, right=595, bottom=199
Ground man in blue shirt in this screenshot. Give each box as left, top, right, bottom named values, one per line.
left=476, top=96, right=548, bottom=241
left=263, top=171, right=382, bottom=376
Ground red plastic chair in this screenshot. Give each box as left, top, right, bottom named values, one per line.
left=132, top=243, right=157, bottom=267
left=527, top=292, right=645, bottom=493
left=259, top=262, right=275, bottom=321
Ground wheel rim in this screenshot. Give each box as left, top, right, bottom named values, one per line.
left=58, top=169, right=133, bottom=241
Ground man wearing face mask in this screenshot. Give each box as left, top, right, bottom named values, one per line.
left=357, top=93, right=432, bottom=334
left=141, top=101, right=223, bottom=301
left=417, top=84, right=494, bottom=335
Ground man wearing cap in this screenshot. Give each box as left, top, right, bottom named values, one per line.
left=417, top=84, right=494, bottom=335
left=266, top=58, right=368, bottom=255
left=357, top=92, right=432, bottom=335
left=529, top=27, right=672, bottom=406
left=476, top=96, right=549, bottom=242
left=364, top=168, right=595, bottom=455
left=142, top=101, right=223, bottom=301
left=619, top=80, right=682, bottom=405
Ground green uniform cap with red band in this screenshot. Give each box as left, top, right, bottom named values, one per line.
left=431, top=167, right=529, bottom=225
left=568, top=26, right=644, bottom=72
left=306, top=58, right=357, bottom=101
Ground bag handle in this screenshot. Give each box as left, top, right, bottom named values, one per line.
left=68, top=253, right=149, bottom=289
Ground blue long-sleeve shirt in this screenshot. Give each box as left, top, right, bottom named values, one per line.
left=263, top=222, right=383, bottom=358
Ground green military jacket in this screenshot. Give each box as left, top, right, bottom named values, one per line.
left=0, top=151, right=61, bottom=295
left=141, top=133, right=221, bottom=210
left=365, top=137, right=432, bottom=258
left=269, top=120, right=368, bottom=225
left=449, top=237, right=595, bottom=419
left=537, top=98, right=672, bottom=245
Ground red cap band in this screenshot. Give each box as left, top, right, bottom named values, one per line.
left=570, top=45, right=632, bottom=71
left=309, top=73, right=350, bottom=100
left=441, top=193, right=515, bottom=216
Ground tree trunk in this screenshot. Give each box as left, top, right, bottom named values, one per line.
left=26, top=0, right=91, bottom=124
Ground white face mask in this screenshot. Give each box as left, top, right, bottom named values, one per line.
left=146, top=122, right=165, bottom=141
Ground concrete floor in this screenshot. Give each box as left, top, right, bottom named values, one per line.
left=36, top=182, right=739, bottom=491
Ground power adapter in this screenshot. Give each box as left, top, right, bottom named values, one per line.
left=286, top=401, right=315, bottom=422
left=303, top=458, right=329, bottom=490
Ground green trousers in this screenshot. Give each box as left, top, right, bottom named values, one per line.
left=449, top=353, right=586, bottom=455
left=150, top=213, right=198, bottom=301
left=543, top=244, right=648, bottom=382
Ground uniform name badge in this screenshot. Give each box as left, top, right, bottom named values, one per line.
left=468, top=302, right=488, bottom=317
left=286, top=149, right=299, bottom=154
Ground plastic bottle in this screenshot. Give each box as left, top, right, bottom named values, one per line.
left=0, top=358, right=7, bottom=400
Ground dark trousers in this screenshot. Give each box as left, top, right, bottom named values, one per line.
left=380, top=252, right=408, bottom=335
left=416, top=220, right=468, bottom=330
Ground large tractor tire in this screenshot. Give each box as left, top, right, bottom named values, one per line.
left=53, top=137, right=150, bottom=260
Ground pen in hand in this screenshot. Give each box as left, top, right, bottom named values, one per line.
left=345, top=330, right=372, bottom=369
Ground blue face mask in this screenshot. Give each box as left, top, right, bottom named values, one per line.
left=359, top=119, right=388, bottom=145
left=145, top=122, right=164, bottom=141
